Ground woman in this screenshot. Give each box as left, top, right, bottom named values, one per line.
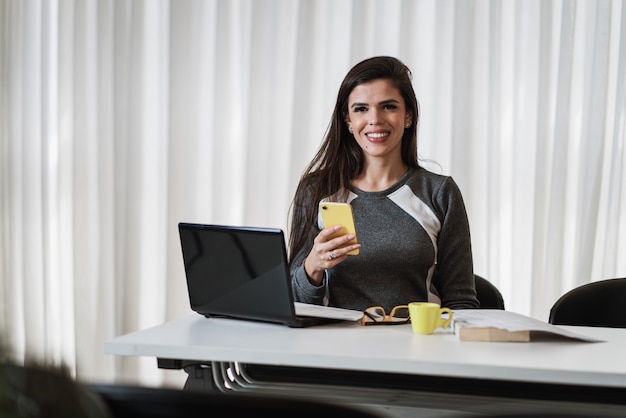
left=288, top=56, right=478, bottom=312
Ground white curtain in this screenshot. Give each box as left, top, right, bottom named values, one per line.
left=1, top=0, right=625, bottom=387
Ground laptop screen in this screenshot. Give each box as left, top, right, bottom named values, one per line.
left=178, top=223, right=297, bottom=324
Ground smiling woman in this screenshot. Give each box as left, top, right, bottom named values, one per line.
left=288, top=56, right=480, bottom=313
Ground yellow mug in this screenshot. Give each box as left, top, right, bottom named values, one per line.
left=408, top=302, right=453, bottom=334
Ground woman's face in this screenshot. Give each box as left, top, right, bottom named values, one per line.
left=345, top=79, right=411, bottom=161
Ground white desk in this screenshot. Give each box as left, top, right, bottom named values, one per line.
left=105, top=314, right=626, bottom=416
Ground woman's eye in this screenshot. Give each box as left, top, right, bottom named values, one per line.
left=353, top=106, right=367, bottom=112
left=383, top=104, right=398, bottom=110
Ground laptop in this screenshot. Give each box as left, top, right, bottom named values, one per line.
left=178, top=222, right=363, bottom=327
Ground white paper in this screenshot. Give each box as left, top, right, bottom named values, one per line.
left=294, top=302, right=363, bottom=321
left=452, top=309, right=604, bottom=342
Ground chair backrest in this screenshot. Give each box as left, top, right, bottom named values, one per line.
left=548, top=278, right=626, bottom=328
left=474, top=274, right=505, bottom=310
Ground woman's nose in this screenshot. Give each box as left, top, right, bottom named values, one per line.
left=368, top=109, right=381, bottom=125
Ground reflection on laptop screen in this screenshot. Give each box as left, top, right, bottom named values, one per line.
left=179, top=223, right=297, bottom=324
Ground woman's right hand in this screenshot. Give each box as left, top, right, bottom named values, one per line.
left=303, top=225, right=361, bottom=286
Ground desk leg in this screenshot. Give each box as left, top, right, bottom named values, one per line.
left=183, top=364, right=217, bottom=392
left=157, top=359, right=217, bottom=392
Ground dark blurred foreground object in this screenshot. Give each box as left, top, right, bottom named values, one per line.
left=549, top=278, right=626, bottom=328
left=0, top=362, right=381, bottom=418
left=87, top=383, right=382, bottom=418
left=0, top=362, right=111, bottom=418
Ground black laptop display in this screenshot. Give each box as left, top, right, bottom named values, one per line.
left=178, top=222, right=361, bottom=327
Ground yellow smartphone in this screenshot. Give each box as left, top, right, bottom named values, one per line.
left=319, top=202, right=360, bottom=255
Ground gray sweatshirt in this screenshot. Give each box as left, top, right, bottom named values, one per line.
left=291, top=166, right=479, bottom=312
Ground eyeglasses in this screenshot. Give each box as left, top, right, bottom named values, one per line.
left=361, top=305, right=410, bottom=326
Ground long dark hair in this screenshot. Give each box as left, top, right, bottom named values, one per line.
left=288, top=56, right=420, bottom=262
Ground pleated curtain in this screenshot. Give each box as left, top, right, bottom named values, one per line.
left=1, top=0, right=624, bottom=387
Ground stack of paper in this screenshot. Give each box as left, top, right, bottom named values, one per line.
left=294, top=302, right=364, bottom=321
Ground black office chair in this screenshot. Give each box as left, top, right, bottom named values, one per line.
left=474, top=274, right=505, bottom=309
left=548, top=278, right=626, bottom=328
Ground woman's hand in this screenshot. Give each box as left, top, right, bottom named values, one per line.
left=303, top=225, right=361, bottom=285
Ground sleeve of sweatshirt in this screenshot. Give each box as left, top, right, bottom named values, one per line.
left=432, top=176, right=479, bottom=310
left=289, top=197, right=328, bottom=305
left=291, top=262, right=327, bottom=305
left=290, top=224, right=328, bottom=305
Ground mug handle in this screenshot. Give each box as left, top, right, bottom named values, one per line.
left=439, top=307, right=453, bottom=329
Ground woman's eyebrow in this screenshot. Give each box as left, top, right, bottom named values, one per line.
left=350, top=98, right=400, bottom=109
left=378, top=98, right=401, bottom=105
left=350, top=102, right=368, bottom=109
